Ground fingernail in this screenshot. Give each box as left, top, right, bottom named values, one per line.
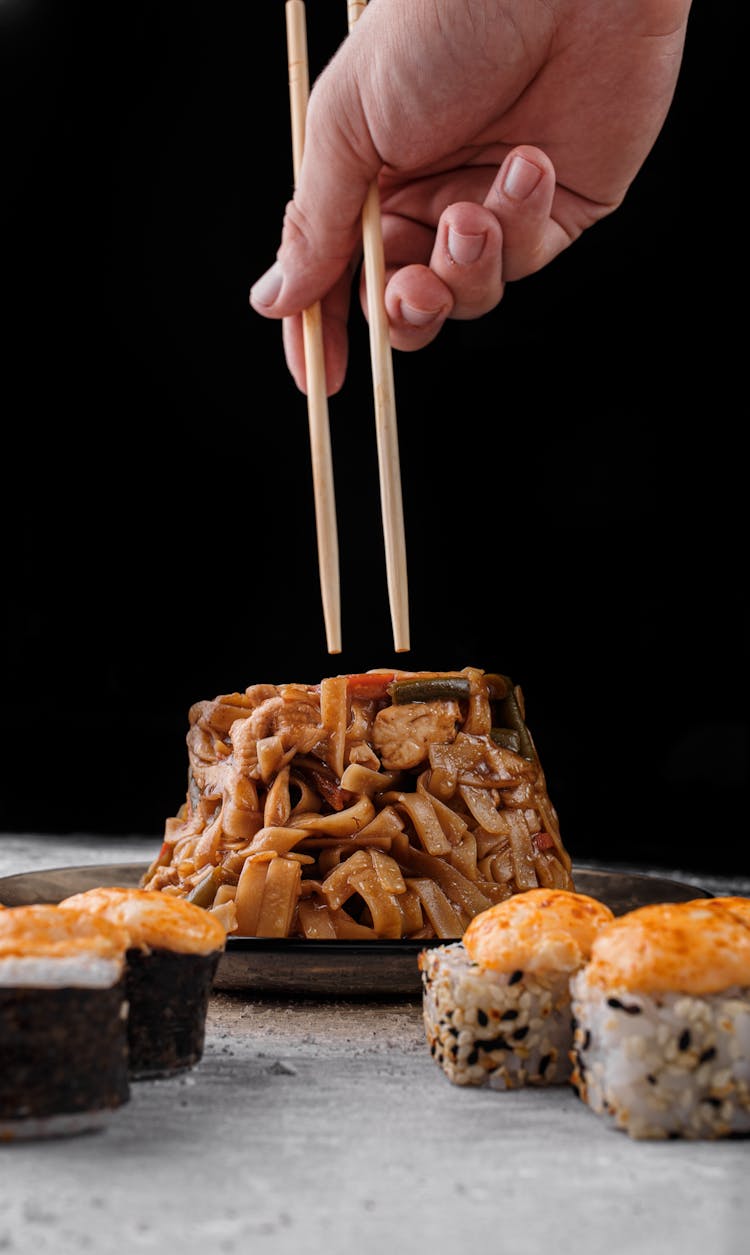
left=447, top=227, right=486, bottom=265
left=400, top=300, right=442, bottom=327
left=250, top=261, right=283, bottom=308
left=502, top=155, right=543, bottom=201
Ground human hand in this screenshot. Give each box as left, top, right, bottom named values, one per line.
left=249, top=0, right=692, bottom=394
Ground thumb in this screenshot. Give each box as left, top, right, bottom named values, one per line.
left=249, top=37, right=379, bottom=320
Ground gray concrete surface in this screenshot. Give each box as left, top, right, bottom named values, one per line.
left=1, top=833, right=748, bottom=1255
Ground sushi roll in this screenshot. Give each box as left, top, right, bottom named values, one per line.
left=419, top=888, right=615, bottom=1088
left=0, top=905, right=131, bottom=1140
left=60, top=887, right=227, bottom=1080
left=569, top=898, right=750, bottom=1139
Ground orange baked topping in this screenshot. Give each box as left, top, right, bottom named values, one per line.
left=581, top=899, right=750, bottom=994
left=462, top=888, right=615, bottom=973
left=0, top=904, right=129, bottom=959
left=60, top=887, right=227, bottom=955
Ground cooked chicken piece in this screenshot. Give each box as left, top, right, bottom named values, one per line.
left=373, top=701, right=460, bottom=771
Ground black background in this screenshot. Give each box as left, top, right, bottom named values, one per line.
left=1, top=1, right=746, bottom=874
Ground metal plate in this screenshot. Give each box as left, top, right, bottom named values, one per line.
left=0, top=862, right=712, bottom=999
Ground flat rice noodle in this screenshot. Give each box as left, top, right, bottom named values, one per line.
left=296, top=833, right=394, bottom=851
left=395, top=888, right=424, bottom=935
left=346, top=866, right=403, bottom=938
left=478, top=842, right=514, bottom=883
left=213, top=884, right=237, bottom=905
left=221, top=801, right=264, bottom=842
left=235, top=855, right=274, bottom=935
left=416, top=774, right=468, bottom=844
left=263, top=765, right=292, bottom=827
left=339, top=762, right=399, bottom=796
left=475, top=828, right=513, bottom=860
left=501, top=780, right=535, bottom=808
left=406, top=878, right=465, bottom=939
left=329, top=908, right=378, bottom=940
left=355, top=805, right=404, bottom=842
left=247, top=826, right=310, bottom=855
left=210, top=900, right=237, bottom=934
left=533, top=850, right=569, bottom=888
left=193, top=817, right=222, bottom=870
left=457, top=783, right=508, bottom=834
left=257, top=735, right=287, bottom=784
left=320, top=674, right=347, bottom=780
left=507, top=821, right=539, bottom=891
left=391, top=833, right=493, bottom=917
left=459, top=668, right=492, bottom=736
left=321, top=850, right=371, bottom=909
left=386, top=792, right=451, bottom=856
left=448, top=832, right=479, bottom=882
left=288, top=771, right=324, bottom=818
left=255, top=856, right=302, bottom=936
left=370, top=848, right=407, bottom=895
left=533, top=789, right=570, bottom=870
left=523, top=807, right=542, bottom=834
left=290, top=794, right=375, bottom=836
left=297, top=878, right=325, bottom=897
left=297, top=899, right=338, bottom=939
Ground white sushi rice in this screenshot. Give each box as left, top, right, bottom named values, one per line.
left=0, top=955, right=123, bottom=988
left=570, top=971, right=750, bottom=1139
left=420, top=942, right=575, bottom=1089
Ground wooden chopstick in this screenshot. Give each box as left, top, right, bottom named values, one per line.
left=285, top=0, right=341, bottom=654
left=347, top=0, right=411, bottom=653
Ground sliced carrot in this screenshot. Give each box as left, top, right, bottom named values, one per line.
left=345, top=672, right=395, bottom=700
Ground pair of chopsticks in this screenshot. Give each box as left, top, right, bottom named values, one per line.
left=285, top=0, right=410, bottom=654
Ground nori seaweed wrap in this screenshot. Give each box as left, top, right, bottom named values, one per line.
left=0, top=905, right=130, bottom=1140
left=60, top=887, right=227, bottom=1080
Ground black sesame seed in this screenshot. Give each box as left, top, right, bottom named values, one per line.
left=430, top=1042, right=436, bottom=1056
left=538, top=1054, right=552, bottom=1076
left=703, top=1097, right=722, bottom=1109
left=512, top=1025, right=529, bottom=1041
left=477, top=1009, right=489, bottom=1027
left=508, top=970, right=523, bottom=985
left=583, top=1030, right=591, bottom=1051
left=570, top=1017, right=578, bottom=1033
left=500, top=1009, right=519, bottom=1021
left=606, top=997, right=642, bottom=1014
left=448, top=1026, right=459, bottom=1037
left=699, top=1047, right=717, bottom=1064
left=478, top=1035, right=508, bottom=1053
left=678, top=1029, right=691, bottom=1052
left=466, top=1048, right=479, bottom=1066
left=647, top=1074, right=657, bottom=1085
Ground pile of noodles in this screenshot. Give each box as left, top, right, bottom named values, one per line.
left=141, top=667, right=574, bottom=939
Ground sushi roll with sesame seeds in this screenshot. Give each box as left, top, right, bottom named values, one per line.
left=569, top=898, right=750, bottom=1139
left=60, top=887, right=227, bottom=1080
left=0, top=905, right=131, bottom=1140
left=419, top=888, right=615, bottom=1089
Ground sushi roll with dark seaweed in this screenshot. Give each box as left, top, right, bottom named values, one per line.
left=0, top=905, right=131, bottom=1140
left=419, top=888, right=614, bottom=1088
left=570, top=898, right=750, bottom=1139
left=60, top=887, right=227, bottom=1080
